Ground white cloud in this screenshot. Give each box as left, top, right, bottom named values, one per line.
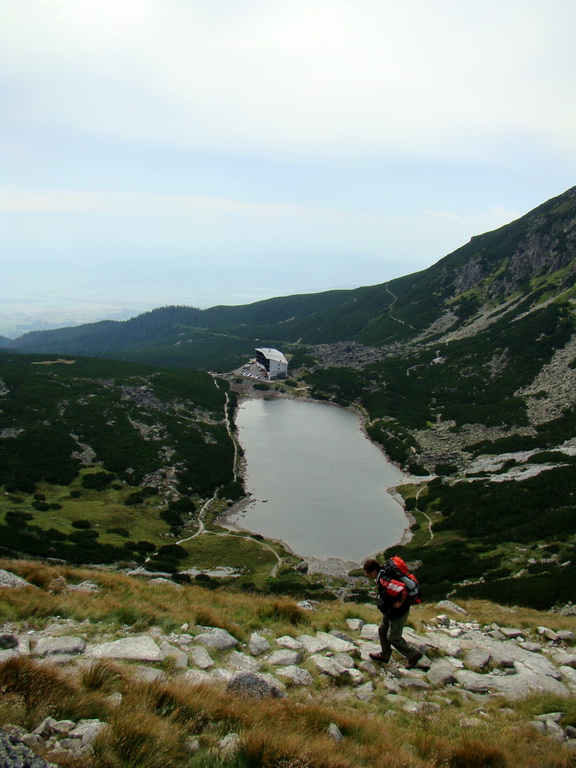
left=0, top=184, right=519, bottom=268
left=2, top=0, right=575, bottom=159
left=0, top=186, right=322, bottom=216
left=1, top=0, right=573, bottom=334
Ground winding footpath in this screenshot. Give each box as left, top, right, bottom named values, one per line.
left=384, top=283, right=417, bottom=330
left=415, top=484, right=435, bottom=546
left=177, top=380, right=282, bottom=576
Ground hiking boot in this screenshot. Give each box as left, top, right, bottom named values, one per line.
left=405, top=652, right=423, bottom=670
left=369, top=652, right=390, bottom=662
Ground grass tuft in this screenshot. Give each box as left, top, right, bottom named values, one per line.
left=237, top=728, right=351, bottom=768
left=442, top=738, right=509, bottom=768
left=0, top=655, right=111, bottom=728
left=93, top=708, right=189, bottom=768
left=258, top=599, right=306, bottom=626
left=81, top=660, right=126, bottom=692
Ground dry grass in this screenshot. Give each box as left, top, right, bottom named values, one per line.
left=93, top=708, right=190, bottom=768
left=1, top=557, right=575, bottom=768
left=0, top=655, right=112, bottom=729
left=408, top=598, right=576, bottom=637
left=80, top=660, right=127, bottom=692
left=236, top=728, right=353, bottom=768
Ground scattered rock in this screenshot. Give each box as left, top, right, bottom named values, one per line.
left=276, top=635, right=304, bottom=651
left=1, top=594, right=576, bottom=754
left=85, top=635, right=165, bottom=662
left=327, top=723, right=343, bottom=742
left=310, top=654, right=349, bottom=679
left=218, top=733, right=241, bottom=755
left=68, top=580, right=100, bottom=593
left=194, top=627, right=238, bottom=650
left=226, top=671, right=285, bottom=699
left=316, top=631, right=356, bottom=654
left=34, top=637, right=86, bottom=657
left=249, top=632, right=271, bottom=656
left=296, top=634, right=329, bottom=654
left=228, top=651, right=262, bottom=673
left=427, top=660, right=459, bottom=686
left=464, top=648, right=491, bottom=671
left=346, top=619, right=365, bottom=632
left=159, top=641, right=188, bottom=668
left=436, top=600, right=467, bottom=614
left=189, top=646, right=214, bottom=669
left=275, top=666, right=313, bottom=686
left=0, top=729, right=57, bottom=767
left=459, top=717, right=484, bottom=728
left=0, top=634, right=18, bottom=650
left=0, top=570, right=32, bottom=590
left=267, top=649, right=301, bottom=666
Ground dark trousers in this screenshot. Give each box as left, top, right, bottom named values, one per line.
left=378, top=610, right=420, bottom=661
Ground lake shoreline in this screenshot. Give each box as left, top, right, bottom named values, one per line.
left=216, top=387, right=418, bottom=571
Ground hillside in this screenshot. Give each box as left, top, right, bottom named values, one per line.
left=1, top=186, right=575, bottom=610
left=4, top=186, right=576, bottom=369
left=0, top=353, right=241, bottom=572
left=0, top=558, right=575, bottom=768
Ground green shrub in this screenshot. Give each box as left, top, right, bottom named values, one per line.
left=217, top=480, right=245, bottom=501
left=160, top=509, right=183, bottom=528
left=125, top=492, right=146, bottom=506
left=69, top=530, right=99, bottom=542
left=106, top=527, right=130, bottom=537
left=6, top=516, right=28, bottom=529
left=135, top=541, right=156, bottom=553
left=81, top=471, right=116, bottom=491
left=157, top=544, right=186, bottom=558
left=455, top=565, right=576, bottom=610
left=6, top=510, right=33, bottom=521
left=145, top=559, right=178, bottom=574
left=168, top=497, right=196, bottom=514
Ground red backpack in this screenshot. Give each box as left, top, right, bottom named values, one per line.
left=382, top=555, right=422, bottom=604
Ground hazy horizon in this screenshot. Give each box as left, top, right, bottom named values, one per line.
left=2, top=1, right=575, bottom=338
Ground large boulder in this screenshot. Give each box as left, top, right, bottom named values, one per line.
left=0, top=570, right=31, bottom=590
left=85, top=635, right=165, bottom=662
left=267, top=650, right=301, bottom=666
left=275, top=666, right=313, bottom=686
left=455, top=669, right=571, bottom=699
left=226, top=671, right=285, bottom=699
left=194, top=628, right=238, bottom=651
left=248, top=633, right=271, bottom=656
left=315, top=632, right=357, bottom=654
left=427, top=660, right=459, bottom=686
left=33, top=637, right=86, bottom=657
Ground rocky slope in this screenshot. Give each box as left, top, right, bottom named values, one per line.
left=1, top=566, right=575, bottom=766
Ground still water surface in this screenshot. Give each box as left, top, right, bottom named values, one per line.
left=229, top=398, right=408, bottom=562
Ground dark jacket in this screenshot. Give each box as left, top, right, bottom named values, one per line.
left=375, top=569, right=410, bottom=620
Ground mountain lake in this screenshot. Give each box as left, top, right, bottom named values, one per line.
left=227, top=397, right=410, bottom=563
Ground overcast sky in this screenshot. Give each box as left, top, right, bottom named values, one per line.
left=1, top=0, right=575, bottom=337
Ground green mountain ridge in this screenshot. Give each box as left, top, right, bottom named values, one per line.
left=1, top=186, right=576, bottom=609
left=4, top=186, right=575, bottom=365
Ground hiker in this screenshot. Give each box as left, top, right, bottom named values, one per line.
left=363, top=557, right=423, bottom=669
